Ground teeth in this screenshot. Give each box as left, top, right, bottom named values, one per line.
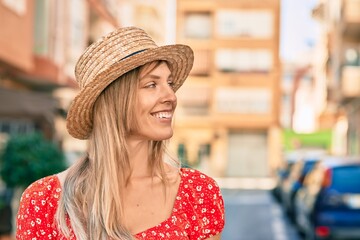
left=153, top=112, right=172, bottom=119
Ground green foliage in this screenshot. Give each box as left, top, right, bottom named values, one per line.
left=282, top=129, right=333, bottom=152
left=0, top=132, right=66, bottom=188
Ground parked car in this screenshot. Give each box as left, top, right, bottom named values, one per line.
left=280, top=150, right=326, bottom=221
left=294, top=156, right=360, bottom=240
left=272, top=150, right=303, bottom=202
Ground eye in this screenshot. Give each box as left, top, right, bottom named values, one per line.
left=168, top=80, right=175, bottom=89
left=144, top=82, right=156, bottom=88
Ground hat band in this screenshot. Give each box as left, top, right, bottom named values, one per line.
left=120, top=49, right=147, bottom=61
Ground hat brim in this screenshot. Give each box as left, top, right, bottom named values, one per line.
left=66, top=44, right=194, bottom=139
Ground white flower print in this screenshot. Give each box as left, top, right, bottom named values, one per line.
left=16, top=168, right=225, bottom=240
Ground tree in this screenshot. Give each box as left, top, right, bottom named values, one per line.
left=0, top=132, right=66, bottom=235
left=0, top=132, right=66, bottom=188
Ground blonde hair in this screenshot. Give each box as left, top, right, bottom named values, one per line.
left=57, top=61, right=179, bottom=239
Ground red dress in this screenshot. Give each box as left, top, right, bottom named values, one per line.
left=16, top=168, right=225, bottom=239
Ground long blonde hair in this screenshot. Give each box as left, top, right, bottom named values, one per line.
left=57, top=61, right=177, bottom=239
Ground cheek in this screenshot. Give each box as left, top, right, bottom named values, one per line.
left=136, top=98, right=152, bottom=116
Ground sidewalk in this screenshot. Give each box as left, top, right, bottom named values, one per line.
left=215, top=177, right=276, bottom=190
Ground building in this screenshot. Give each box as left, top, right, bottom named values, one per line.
left=173, top=0, right=281, bottom=177
left=0, top=0, right=88, bottom=144
left=0, top=0, right=125, bottom=164
left=312, top=0, right=360, bottom=155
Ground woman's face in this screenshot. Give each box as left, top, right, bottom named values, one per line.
left=129, top=62, right=177, bottom=141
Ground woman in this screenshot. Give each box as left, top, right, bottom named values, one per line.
left=16, top=27, right=225, bottom=239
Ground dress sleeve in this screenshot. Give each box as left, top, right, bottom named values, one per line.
left=16, top=176, right=61, bottom=240
left=186, top=169, right=225, bottom=239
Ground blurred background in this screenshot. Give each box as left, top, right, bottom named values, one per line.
left=1, top=0, right=360, bottom=239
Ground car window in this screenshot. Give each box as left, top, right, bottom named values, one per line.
left=303, top=163, right=320, bottom=186
left=289, top=161, right=303, bottom=180
left=302, top=163, right=323, bottom=195
left=303, top=160, right=318, bottom=175
left=331, top=166, right=360, bottom=192
left=286, top=162, right=295, bottom=172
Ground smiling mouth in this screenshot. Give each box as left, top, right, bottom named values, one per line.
left=151, top=111, right=173, bottom=119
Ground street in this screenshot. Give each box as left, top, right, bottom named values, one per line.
left=221, top=189, right=302, bottom=240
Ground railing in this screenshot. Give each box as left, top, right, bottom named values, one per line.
left=341, top=65, right=360, bottom=98
left=344, top=0, right=360, bottom=23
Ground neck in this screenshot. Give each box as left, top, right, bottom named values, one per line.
left=127, top=139, right=152, bottom=178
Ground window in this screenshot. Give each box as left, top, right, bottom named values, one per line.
left=216, top=88, right=271, bottom=114
left=332, top=166, right=360, bottom=191
left=216, top=49, right=272, bottom=73
left=177, top=84, right=211, bottom=116
left=184, top=12, right=212, bottom=39
left=216, top=10, right=273, bottom=38
left=0, top=119, right=35, bottom=135
left=343, top=47, right=360, bottom=66
left=34, top=0, right=50, bottom=55
left=1, top=0, right=26, bottom=15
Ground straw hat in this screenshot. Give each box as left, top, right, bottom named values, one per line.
left=66, top=26, right=194, bottom=139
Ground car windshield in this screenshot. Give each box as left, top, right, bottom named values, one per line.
left=331, top=165, right=360, bottom=192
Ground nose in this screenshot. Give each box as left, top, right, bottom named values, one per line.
left=161, top=84, right=177, bottom=104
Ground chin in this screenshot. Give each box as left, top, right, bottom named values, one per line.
left=153, top=132, right=173, bottom=141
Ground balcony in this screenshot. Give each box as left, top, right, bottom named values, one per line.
left=176, top=83, right=211, bottom=116
left=344, top=0, right=360, bottom=23
left=343, top=0, right=360, bottom=38
left=341, top=66, right=360, bottom=98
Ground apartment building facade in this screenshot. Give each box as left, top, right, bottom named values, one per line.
left=313, top=0, right=360, bottom=155
left=0, top=0, right=126, bottom=163
left=172, top=0, right=281, bottom=177
left=0, top=0, right=89, bottom=141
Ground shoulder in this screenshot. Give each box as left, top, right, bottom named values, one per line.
left=180, top=168, right=221, bottom=191
left=179, top=168, right=225, bottom=238
left=16, top=175, right=62, bottom=238
left=180, top=167, right=222, bottom=201
left=18, top=175, right=62, bottom=216
left=20, top=175, right=62, bottom=201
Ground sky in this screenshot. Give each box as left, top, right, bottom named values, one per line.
left=280, top=0, right=320, bottom=62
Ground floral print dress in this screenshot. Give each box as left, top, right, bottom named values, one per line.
left=16, top=168, right=225, bottom=239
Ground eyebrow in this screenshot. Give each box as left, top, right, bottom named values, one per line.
left=140, top=73, right=173, bottom=82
